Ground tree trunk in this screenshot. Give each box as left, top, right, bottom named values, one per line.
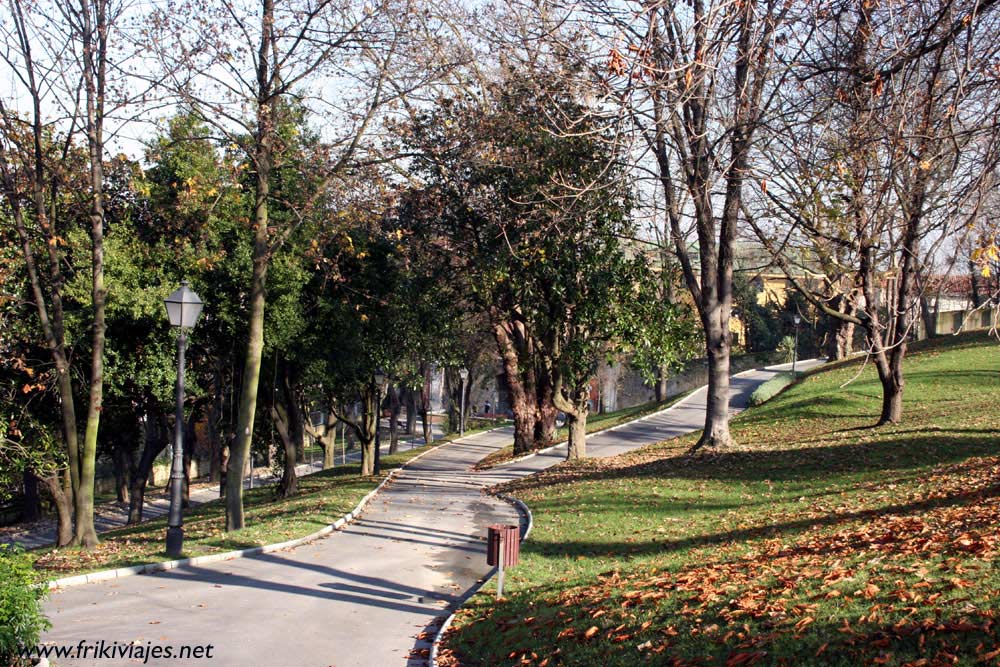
left=225, top=0, right=276, bottom=533
left=872, top=347, right=904, bottom=425
left=219, top=445, right=229, bottom=500
left=339, top=388, right=378, bottom=476
left=112, top=444, right=130, bottom=504
left=420, top=362, right=434, bottom=445
left=9, top=193, right=82, bottom=519
left=510, top=395, right=536, bottom=454
left=40, top=472, right=73, bottom=547
left=969, top=259, right=983, bottom=308
left=494, top=321, right=537, bottom=455
left=74, top=0, right=114, bottom=549
left=345, top=417, right=357, bottom=449
left=534, top=363, right=555, bottom=443
left=836, top=320, right=855, bottom=360
left=914, top=267, right=937, bottom=340
left=404, top=390, right=417, bottom=435
left=322, top=425, right=336, bottom=469
left=655, top=363, right=670, bottom=402
left=879, top=372, right=904, bottom=424
left=535, top=367, right=558, bottom=446
left=361, top=388, right=377, bottom=475
left=226, top=145, right=271, bottom=530
left=696, top=320, right=733, bottom=450
left=360, top=436, right=375, bottom=475
left=918, top=295, right=936, bottom=340
left=387, top=385, right=400, bottom=454
left=445, top=371, right=459, bottom=435
left=826, top=294, right=856, bottom=360
left=552, top=377, right=592, bottom=461
left=566, top=411, right=588, bottom=460
left=420, top=409, right=432, bottom=446
left=285, top=372, right=305, bottom=465
left=271, top=400, right=298, bottom=498
left=128, top=405, right=168, bottom=525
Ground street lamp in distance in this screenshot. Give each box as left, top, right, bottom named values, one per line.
left=458, top=367, right=469, bottom=437
left=792, top=314, right=801, bottom=376
left=373, top=369, right=386, bottom=475
left=163, top=281, right=204, bottom=557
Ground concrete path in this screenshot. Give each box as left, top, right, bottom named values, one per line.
left=2, top=426, right=443, bottom=550
left=490, top=360, right=824, bottom=480
left=38, top=360, right=821, bottom=667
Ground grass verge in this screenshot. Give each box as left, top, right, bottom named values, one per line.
left=442, top=333, right=1000, bottom=666
left=747, top=371, right=797, bottom=407
left=30, top=442, right=439, bottom=579
left=474, top=396, right=689, bottom=471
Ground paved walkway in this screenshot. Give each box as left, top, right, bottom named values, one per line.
left=38, top=361, right=822, bottom=667
left=2, top=426, right=442, bottom=550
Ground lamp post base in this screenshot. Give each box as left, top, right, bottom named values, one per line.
left=166, top=526, right=184, bottom=557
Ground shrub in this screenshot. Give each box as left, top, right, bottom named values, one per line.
left=775, top=335, right=796, bottom=363
left=748, top=372, right=797, bottom=407
left=0, top=545, right=49, bottom=666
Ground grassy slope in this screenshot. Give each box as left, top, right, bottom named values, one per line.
left=443, top=334, right=1000, bottom=667
left=32, top=444, right=438, bottom=578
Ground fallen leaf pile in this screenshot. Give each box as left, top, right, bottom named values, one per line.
left=443, top=455, right=1000, bottom=666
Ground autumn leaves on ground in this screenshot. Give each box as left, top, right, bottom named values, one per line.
left=442, top=334, right=1000, bottom=667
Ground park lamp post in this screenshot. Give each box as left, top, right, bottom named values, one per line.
left=373, top=369, right=386, bottom=475
left=792, top=314, right=801, bottom=376
left=459, top=367, right=469, bottom=437
left=163, top=281, right=204, bottom=557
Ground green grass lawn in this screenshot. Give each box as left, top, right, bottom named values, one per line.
left=442, top=333, right=1000, bottom=667
left=474, top=395, right=689, bottom=470
left=31, top=443, right=439, bottom=579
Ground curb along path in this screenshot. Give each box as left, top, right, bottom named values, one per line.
left=3, top=424, right=445, bottom=550
left=41, top=428, right=523, bottom=667
left=39, top=361, right=822, bottom=667
left=43, top=434, right=454, bottom=591
left=428, top=358, right=826, bottom=665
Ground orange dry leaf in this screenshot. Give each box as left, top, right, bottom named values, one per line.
left=794, top=616, right=814, bottom=632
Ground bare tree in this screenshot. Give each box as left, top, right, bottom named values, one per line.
left=0, top=2, right=79, bottom=547
left=582, top=0, right=791, bottom=450
left=751, top=0, right=1000, bottom=424
left=66, top=0, right=119, bottom=547
left=0, top=0, right=136, bottom=546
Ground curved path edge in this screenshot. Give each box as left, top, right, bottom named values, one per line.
left=429, top=357, right=825, bottom=665
left=427, top=492, right=534, bottom=667
left=44, top=434, right=469, bottom=591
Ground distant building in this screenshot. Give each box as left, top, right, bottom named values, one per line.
left=917, top=274, right=996, bottom=336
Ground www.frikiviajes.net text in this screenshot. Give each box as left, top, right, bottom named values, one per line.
left=20, top=640, right=216, bottom=663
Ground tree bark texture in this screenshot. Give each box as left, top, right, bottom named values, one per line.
left=226, top=2, right=276, bottom=529
left=41, top=472, right=73, bottom=547
left=493, top=321, right=537, bottom=455
left=387, top=385, right=400, bottom=454
left=128, top=403, right=169, bottom=525
left=75, top=0, right=112, bottom=548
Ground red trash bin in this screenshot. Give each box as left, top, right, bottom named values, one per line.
left=487, top=524, right=520, bottom=568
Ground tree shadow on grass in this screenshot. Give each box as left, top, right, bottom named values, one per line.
left=738, top=394, right=877, bottom=425
left=509, top=432, right=998, bottom=494
left=520, top=468, right=1000, bottom=562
